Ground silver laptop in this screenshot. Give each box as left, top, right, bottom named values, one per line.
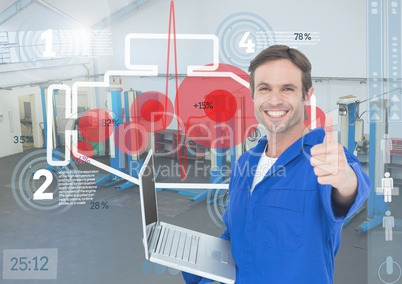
left=138, top=149, right=236, bottom=284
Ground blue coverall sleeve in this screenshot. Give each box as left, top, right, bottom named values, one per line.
left=220, top=204, right=231, bottom=241
left=220, top=164, right=237, bottom=241
left=320, top=148, right=371, bottom=221
left=181, top=272, right=215, bottom=284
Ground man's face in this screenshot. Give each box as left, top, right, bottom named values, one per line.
left=253, top=59, right=312, bottom=136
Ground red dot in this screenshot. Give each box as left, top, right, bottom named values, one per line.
left=131, top=91, right=174, bottom=133
left=204, top=90, right=237, bottom=122
left=78, top=109, right=113, bottom=142
left=141, top=100, right=164, bottom=122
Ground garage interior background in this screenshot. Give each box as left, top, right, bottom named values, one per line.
left=0, top=0, right=401, bottom=283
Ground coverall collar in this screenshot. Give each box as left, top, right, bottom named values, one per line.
left=247, top=127, right=325, bottom=186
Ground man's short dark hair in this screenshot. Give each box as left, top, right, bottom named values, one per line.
left=248, top=45, right=312, bottom=100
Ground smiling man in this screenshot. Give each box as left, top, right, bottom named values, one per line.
left=183, top=45, right=370, bottom=283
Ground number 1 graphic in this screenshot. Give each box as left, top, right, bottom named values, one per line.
left=41, top=29, right=56, bottom=58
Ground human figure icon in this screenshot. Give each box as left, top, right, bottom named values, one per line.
left=380, top=134, right=392, bottom=164
left=382, top=210, right=394, bottom=241
left=382, top=172, right=394, bottom=203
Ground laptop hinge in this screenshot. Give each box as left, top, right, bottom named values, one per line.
left=149, top=224, right=163, bottom=254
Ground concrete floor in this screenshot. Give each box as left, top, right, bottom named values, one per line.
left=0, top=147, right=400, bottom=284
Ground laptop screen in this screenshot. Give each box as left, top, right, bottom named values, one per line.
left=140, top=150, right=158, bottom=226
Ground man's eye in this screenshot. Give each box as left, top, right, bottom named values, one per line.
left=283, top=88, right=294, bottom=92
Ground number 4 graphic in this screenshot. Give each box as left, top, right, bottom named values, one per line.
left=239, top=32, right=255, bottom=54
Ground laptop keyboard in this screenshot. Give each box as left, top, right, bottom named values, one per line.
left=158, top=228, right=199, bottom=264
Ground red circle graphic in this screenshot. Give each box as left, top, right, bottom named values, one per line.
left=131, top=91, right=174, bottom=133
left=175, top=63, right=257, bottom=149
left=78, top=109, right=113, bottom=142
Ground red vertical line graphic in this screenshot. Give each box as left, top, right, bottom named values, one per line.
left=165, top=0, right=186, bottom=179
left=164, top=1, right=172, bottom=115
left=172, top=1, right=187, bottom=180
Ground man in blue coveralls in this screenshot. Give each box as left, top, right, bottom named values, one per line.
left=183, top=45, right=370, bottom=283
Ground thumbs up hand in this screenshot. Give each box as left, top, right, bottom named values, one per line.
left=310, top=114, right=358, bottom=205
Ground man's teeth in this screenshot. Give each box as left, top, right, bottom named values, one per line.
left=266, top=111, right=287, bottom=117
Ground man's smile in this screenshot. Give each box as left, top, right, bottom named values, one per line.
left=265, top=110, right=289, bottom=118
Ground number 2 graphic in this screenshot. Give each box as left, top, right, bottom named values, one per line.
left=33, top=169, right=54, bottom=200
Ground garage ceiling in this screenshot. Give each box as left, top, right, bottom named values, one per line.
left=0, top=0, right=151, bottom=29
left=39, top=0, right=134, bottom=27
